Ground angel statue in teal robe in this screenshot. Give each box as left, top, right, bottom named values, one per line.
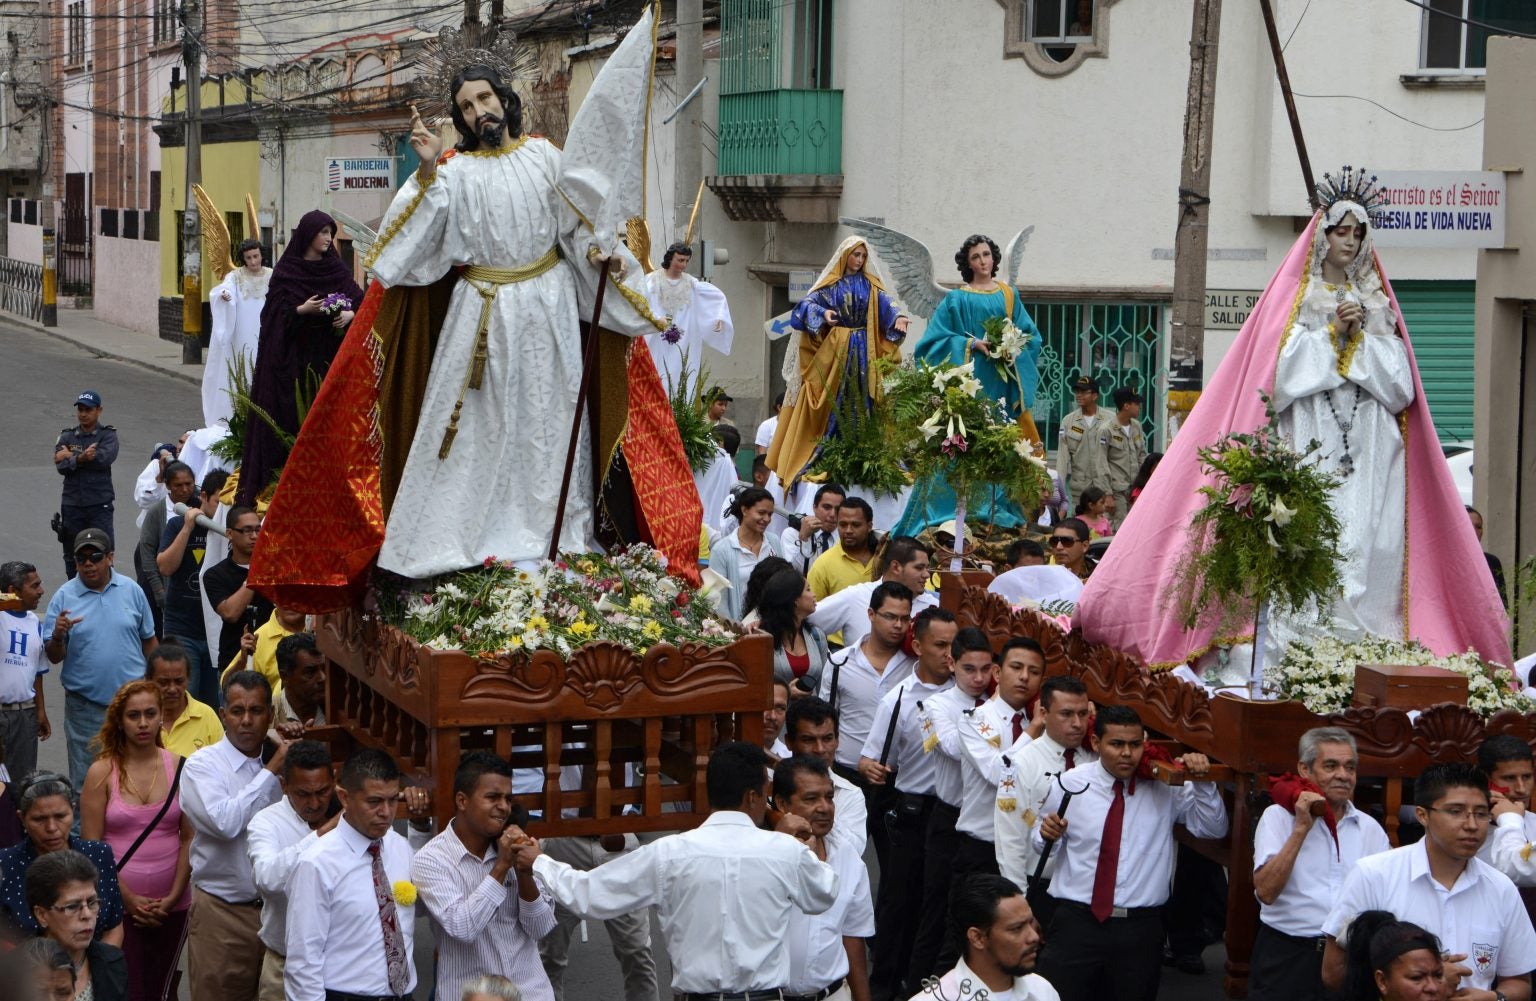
left=843, top=221, right=1043, bottom=535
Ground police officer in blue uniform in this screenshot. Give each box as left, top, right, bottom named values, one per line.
left=54, top=390, right=118, bottom=578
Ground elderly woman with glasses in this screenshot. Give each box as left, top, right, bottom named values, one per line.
left=2, top=936, right=78, bottom=1001
left=25, top=849, right=128, bottom=1001
left=1048, top=517, right=1095, bottom=581
left=0, top=771, right=124, bottom=946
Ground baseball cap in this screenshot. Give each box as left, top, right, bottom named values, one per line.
left=75, top=390, right=102, bottom=408
left=1071, top=377, right=1098, bottom=394
left=73, top=528, right=111, bottom=554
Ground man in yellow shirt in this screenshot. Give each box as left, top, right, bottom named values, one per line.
left=222, top=605, right=305, bottom=696
left=807, top=497, right=880, bottom=600
left=148, top=642, right=225, bottom=756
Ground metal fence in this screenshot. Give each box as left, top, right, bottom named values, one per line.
left=0, top=257, right=44, bottom=322
left=1025, top=300, right=1164, bottom=449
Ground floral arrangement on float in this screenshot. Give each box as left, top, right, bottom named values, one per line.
left=883, top=358, right=1053, bottom=556
left=979, top=315, right=1033, bottom=383
left=668, top=354, right=725, bottom=475
left=1166, top=393, right=1344, bottom=676
left=1270, top=635, right=1533, bottom=717
left=380, top=544, right=736, bottom=659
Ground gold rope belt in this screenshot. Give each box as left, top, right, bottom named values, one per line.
left=439, top=248, right=563, bottom=459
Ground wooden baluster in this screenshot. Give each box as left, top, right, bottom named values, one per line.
left=1384, top=778, right=1403, bottom=846
left=594, top=720, right=613, bottom=822
left=543, top=722, right=562, bottom=822
left=644, top=717, right=662, bottom=818
left=1223, top=772, right=1258, bottom=999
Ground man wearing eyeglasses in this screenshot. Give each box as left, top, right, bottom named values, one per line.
left=203, top=506, right=274, bottom=676
left=43, top=529, right=158, bottom=790
left=1321, top=763, right=1536, bottom=1001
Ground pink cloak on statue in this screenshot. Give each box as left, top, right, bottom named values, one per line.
left=1075, top=213, right=1512, bottom=669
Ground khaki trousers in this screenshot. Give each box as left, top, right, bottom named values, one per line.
left=257, top=948, right=287, bottom=1001
left=186, top=887, right=263, bottom=1001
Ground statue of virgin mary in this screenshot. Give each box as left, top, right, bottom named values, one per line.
left=1075, top=169, right=1511, bottom=671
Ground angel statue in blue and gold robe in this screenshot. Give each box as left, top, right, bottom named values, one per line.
left=844, top=221, right=1043, bottom=535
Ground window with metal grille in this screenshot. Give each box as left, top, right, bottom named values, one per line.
left=1421, top=0, right=1536, bottom=70
left=66, top=2, right=86, bottom=64
left=152, top=0, right=178, bottom=44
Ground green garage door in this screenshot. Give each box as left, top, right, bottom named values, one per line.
left=1394, top=280, right=1476, bottom=443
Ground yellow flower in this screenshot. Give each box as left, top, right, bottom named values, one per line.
left=392, top=880, right=417, bottom=907
left=528, top=614, right=550, bottom=632
left=507, top=635, right=523, bottom=651
left=642, top=621, right=664, bottom=640
left=629, top=594, right=653, bottom=614
left=570, top=618, right=597, bottom=639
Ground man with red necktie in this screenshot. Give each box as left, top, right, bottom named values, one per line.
left=993, top=674, right=1098, bottom=930
left=285, top=749, right=419, bottom=1001
left=1030, top=705, right=1227, bottom=1001
left=931, top=636, right=1047, bottom=973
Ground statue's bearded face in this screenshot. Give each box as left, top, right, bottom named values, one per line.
left=454, top=78, right=507, bottom=147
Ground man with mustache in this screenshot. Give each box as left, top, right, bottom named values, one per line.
left=1249, top=727, right=1389, bottom=1001
left=913, top=874, right=1058, bottom=1001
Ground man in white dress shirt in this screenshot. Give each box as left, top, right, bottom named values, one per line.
left=818, top=581, right=916, bottom=872
left=937, top=635, right=1046, bottom=971
left=808, top=538, right=935, bottom=650
left=775, top=755, right=874, bottom=1001
left=755, top=392, right=784, bottom=456
left=1479, top=735, right=1536, bottom=888
left=1032, top=705, right=1228, bottom=1001
left=1321, top=763, right=1536, bottom=1000
left=994, top=675, right=1097, bottom=930
left=785, top=696, right=868, bottom=857
left=858, top=607, right=956, bottom=1001
left=286, top=748, right=418, bottom=1001
left=246, top=739, right=340, bottom=1001
left=521, top=742, right=839, bottom=998
left=908, top=624, right=998, bottom=989
left=782, top=483, right=844, bottom=574
left=414, top=751, right=557, bottom=1001
left=1248, top=727, right=1388, bottom=1001
left=913, top=873, right=1060, bottom=1001
left=180, top=669, right=288, bottom=1001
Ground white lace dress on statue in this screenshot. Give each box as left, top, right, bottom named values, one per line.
left=204, top=267, right=269, bottom=428
left=643, top=271, right=734, bottom=393
left=1266, top=277, right=1414, bottom=662
left=369, top=139, right=658, bottom=577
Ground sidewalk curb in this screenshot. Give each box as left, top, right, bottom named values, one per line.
left=7, top=314, right=202, bottom=388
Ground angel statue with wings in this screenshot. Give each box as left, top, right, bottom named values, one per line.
left=843, top=222, right=1042, bottom=535
left=192, top=185, right=266, bottom=430
left=766, top=236, right=910, bottom=491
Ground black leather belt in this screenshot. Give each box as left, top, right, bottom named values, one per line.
left=1260, top=922, right=1327, bottom=952
left=1061, top=899, right=1163, bottom=919
left=325, top=992, right=409, bottom=1001
left=784, top=978, right=845, bottom=1001
left=676, top=990, right=791, bottom=1001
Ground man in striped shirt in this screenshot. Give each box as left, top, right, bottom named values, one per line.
left=413, top=751, right=557, bottom=1001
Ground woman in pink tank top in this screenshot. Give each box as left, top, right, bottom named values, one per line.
left=80, top=680, right=193, bottom=1001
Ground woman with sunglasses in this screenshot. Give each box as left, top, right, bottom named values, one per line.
left=0, top=771, right=124, bottom=945
left=1048, top=518, right=1095, bottom=581
left=25, top=848, right=128, bottom=1001
left=80, top=680, right=192, bottom=1001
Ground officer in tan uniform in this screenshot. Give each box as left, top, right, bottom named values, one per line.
left=1056, top=376, right=1116, bottom=517
left=1105, top=387, right=1147, bottom=529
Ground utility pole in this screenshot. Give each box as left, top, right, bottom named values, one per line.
left=463, top=0, right=482, bottom=45
left=1167, top=0, right=1222, bottom=419
left=180, top=0, right=203, bottom=364
left=1259, top=0, right=1316, bottom=206
left=674, top=0, right=703, bottom=251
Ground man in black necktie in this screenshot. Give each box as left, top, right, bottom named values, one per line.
left=1030, top=705, right=1226, bottom=1001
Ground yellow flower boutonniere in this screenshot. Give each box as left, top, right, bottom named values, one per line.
left=392, top=880, right=418, bottom=907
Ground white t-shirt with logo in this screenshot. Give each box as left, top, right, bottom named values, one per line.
left=0, top=610, right=47, bottom=704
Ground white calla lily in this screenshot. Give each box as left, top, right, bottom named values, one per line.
left=1266, top=496, right=1297, bottom=528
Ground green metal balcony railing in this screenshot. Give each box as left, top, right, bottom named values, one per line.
left=717, top=88, right=843, bottom=176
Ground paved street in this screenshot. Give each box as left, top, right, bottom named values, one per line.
left=1, top=318, right=1229, bottom=1001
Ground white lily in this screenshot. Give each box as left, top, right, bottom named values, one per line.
left=957, top=374, right=983, bottom=397
left=919, top=411, right=944, bottom=441
left=1266, top=496, right=1297, bottom=528
left=1266, top=525, right=1281, bottom=549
